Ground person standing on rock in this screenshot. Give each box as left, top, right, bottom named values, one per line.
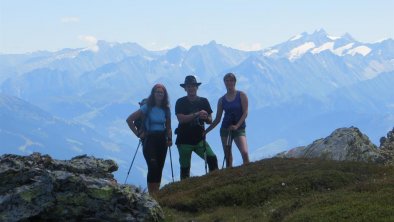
left=126, top=84, right=172, bottom=194
left=205, top=72, right=250, bottom=168
left=175, top=75, right=218, bottom=179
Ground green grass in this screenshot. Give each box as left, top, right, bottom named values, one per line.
left=157, top=158, right=394, bottom=222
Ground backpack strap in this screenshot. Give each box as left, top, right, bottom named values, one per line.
left=142, top=105, right=152, bottom=133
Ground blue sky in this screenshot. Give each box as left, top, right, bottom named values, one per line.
left=1, top=0, right=393, bottom=53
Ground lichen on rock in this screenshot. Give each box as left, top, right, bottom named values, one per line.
left=0, top=153, right=164, bottom=221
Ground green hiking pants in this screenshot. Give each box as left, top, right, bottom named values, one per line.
left=177, top=140, right=216, bottom=168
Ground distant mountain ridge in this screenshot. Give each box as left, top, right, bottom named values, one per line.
left=0, top=93, right=122, bottom=158
left=1, top=29, right=393, bottom=186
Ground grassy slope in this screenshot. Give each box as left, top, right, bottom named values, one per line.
left=157, top=158, right=394, bottom=222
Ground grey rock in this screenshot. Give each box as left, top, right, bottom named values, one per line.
left=276, top=146, right=307, bottom=158
left=277, top=127, right=388, bottom=163
left=0, top=153, right=164, bottom=221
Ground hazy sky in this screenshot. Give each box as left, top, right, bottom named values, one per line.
left=1, top=0, right=393, bottom=53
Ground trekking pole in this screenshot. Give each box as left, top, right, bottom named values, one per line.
left=124, top=139, right=142, bottom=184
left=222, top=129, right=232, bottom=169
left=203, top=134, right=208, bottom=174
left=168, top=146, right=175, bottom=183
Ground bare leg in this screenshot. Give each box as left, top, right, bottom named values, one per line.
left=221, top=136, right=233, bottom=168
left=148, top=182, right=160, bottom=197
left=233, top=136, right=250, bottom=164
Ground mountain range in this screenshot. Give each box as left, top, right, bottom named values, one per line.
left=1, top=29, right=393, bottom=187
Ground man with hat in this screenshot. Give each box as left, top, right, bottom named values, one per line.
left=175, top=75, right=219, bottom=179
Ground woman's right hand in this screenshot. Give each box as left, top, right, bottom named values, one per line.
left=228, top=125, right=238, bottom=131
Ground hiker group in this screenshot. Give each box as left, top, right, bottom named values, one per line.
left=126, top=73, right=250, bottom=195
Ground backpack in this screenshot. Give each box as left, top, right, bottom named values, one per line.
left=134, top=98, right=148, bottom=132
left=126, top=98, right=147, bottom=136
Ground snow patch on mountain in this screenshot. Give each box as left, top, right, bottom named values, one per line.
left=263, top=49, right=279, bottom=57
left=311, top=42, right=335, bottom=54
left=288, top=42, right=315, bottom=60
left=347, top=45, right=372, bottom=56
left=333, top=43, right=354, bottom=55
left=290, top=34, right=303, bottom=41
left=308, top=41, right=371, bottom=57
left=328, top=35, right=341, bottom=41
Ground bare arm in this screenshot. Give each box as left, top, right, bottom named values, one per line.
left=205, top=98, right=223, bottom=134
left=205, top=113, right=213, bottom=124
left=126, top=109, right=144, bottom=138
left=176, top=110, right=209, bottom=124
left=176, top=112, right=198, bottom=124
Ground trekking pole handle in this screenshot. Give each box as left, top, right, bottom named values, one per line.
left=226, top=129, right=232, bottom=146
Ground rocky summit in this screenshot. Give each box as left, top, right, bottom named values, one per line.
left=0, top=153, right=164, bottom=221
left=277, top=126, right=393, bottom=164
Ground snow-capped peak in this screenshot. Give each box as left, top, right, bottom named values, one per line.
left=266, top=29, right=375, bottom=60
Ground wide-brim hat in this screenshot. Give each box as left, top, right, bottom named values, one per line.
left=180, top=75, right=202, bottom=88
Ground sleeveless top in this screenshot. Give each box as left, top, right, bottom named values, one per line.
left=221, top=91, right=246, bottom=129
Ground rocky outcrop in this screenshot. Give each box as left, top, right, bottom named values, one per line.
left=380, top=127, right=394, bottom=165
left=277, top=127, right=388, bottom=163
left=0, top=153, right=164, bottom=222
